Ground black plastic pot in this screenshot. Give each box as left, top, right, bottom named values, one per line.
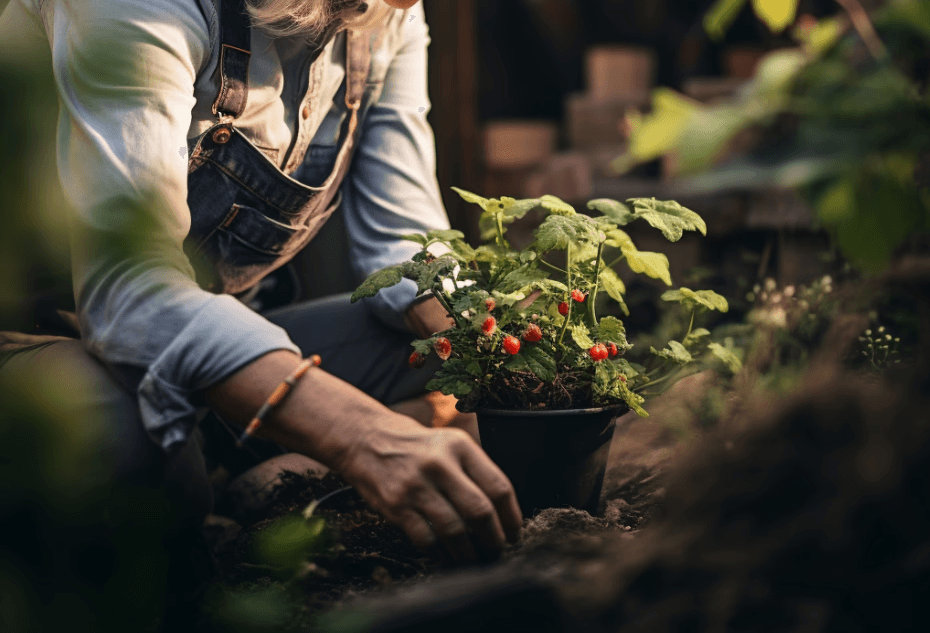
left=476, top=405, right=626, bottom=517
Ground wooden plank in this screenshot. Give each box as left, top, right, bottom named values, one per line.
left=424, top=0, right=481, bottom=244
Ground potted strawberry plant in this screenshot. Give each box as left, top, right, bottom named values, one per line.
left=352, top=189, right=733, bottom=515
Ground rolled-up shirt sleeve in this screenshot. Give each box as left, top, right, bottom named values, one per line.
left=342, top=4, right=452, bottom=333
left=47, top=0, right=299, bottom=451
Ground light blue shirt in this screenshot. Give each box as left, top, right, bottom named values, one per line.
left=0, top=0, right=450, bottom=450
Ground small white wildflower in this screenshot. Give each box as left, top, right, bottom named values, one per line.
left=799, top=300, right=809, bottom=310
left=886, top=334, right=892, bottom=341
left=761, top=292, right=769, bottom=302
left=878, top=326, right=886, bottom=334
left=772, top=292, right=783, bottom=304
left=753, top=284, right=761, bottom=294
left=765, top=278, right=777, bottom=292
left=895, top=338, right=901, bottom=343
left=822, top=275, right=832, bottom=286
left=858, top=337, right=866, bottom=342
left=784, top=285, right=796, bottom=297
left=866, top=329, right=872, bottom=336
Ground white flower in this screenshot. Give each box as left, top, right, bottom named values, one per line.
left=878, top=326, right=885, bottom=334
left=784, top=285, right=795, bottom=297
left=866, top=329, right=872, bottom=336
left=765, top=278, right=777, bottom=292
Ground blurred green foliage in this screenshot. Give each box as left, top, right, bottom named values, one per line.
left=622, top=0, right=930, bottom=272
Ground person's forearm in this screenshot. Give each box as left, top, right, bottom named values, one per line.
left=204, top=349, right=395, bottom=470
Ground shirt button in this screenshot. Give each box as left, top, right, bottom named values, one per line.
left=212, top=127, right=231, bottom=144
left=302, top=105, right=311, bottom=120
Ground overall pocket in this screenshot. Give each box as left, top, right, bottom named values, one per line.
left=213, top=203, right=307, bottom=266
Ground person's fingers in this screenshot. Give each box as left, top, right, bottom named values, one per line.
left=426, top=463, right=507, bottom=560
left=395, top=510, right=449, bottom=563
left=459, top=445, right=523, bottom=544
left=413, top=489, right=478, bottom=565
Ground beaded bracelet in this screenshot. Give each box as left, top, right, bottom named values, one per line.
left=237, top=354, right=322, bottom=447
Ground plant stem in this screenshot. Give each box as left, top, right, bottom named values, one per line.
left=686, top=310, right=695, bottom=339
left=635, top=367, right=703, bottom=393
left=834, top=0, right=888, bottom=60
left=538, top=259, right=568, bottom=275
left=556, top=243, right=573, bottom=349
left=589, top=241, right=604, bottom=328
left=606, top=253, right=626, bottom=269
left=433, top=285, right=465, bottom=328
left=496, top=214, right=506, bottom=248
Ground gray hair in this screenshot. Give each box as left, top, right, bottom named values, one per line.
left=245, top=0, right=396, bottom=40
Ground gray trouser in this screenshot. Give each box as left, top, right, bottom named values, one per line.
left=0, top=293, right=430, bottom=527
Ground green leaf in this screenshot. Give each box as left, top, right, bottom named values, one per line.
left=426, top=229, right=466, bottom=243
left=426, top=372, right=477, bottom=398
left=571, top=323, right=596, bottom=350
left=628, top=199, right=707, bottom=241
left=539, top=195, right=576, bottom=216
left=597, top=316, right=627, bottom=343
left=496, top=266, right=549, bottom=294
left=451, top=187, right=492, bottom=210
left=528, top=278, right=568, bottom=297
left=351, top=263, right=409, bottom=302
left=416, top=257, right=459, bottom=293
left=411, top=339, right=434, bottom=355
left=651, top=341, right=693, bottom=364
left=615, top=358, right=640, bottom=379
left=505, top=344, right=557, bottom=382
left=626, top=89, right=698, bottom=161
left=708, top=342, right=743, bottom=374
left=599, top=268, right=629, bottom=315
left=448, top=239, right=477, bottom=263
left=474, top=244, right=506, bottom=262
left=752, top=0, right=799, bottom=35
left=623, top=249, right=672, bottom=286
left=704, top=0, right=747, bottom=41
left=479, top=213, right=500, bottom=242
left=589, top=199, right=634, bottom=225
left=500, top=197, right=541, bottom=219
left=662, top=288, right=730, bottom=312
left=683, top=328, right=712, bottom=349
left=535, top=214, right=601, bottom=252
left=491, top=290, right=527, bottom=307
left=618, top=381, right=649, bottom=417
left=593, top=362, right=614, bottom=398
left=400, top=233, right=428, bottom=245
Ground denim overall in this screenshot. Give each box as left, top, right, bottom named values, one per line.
left=184, top=0, right=375, bottom=296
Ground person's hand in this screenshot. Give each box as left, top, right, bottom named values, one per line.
left=206, top=350, right=521, bottom=564
left=333, top=412, right=523, bottom=564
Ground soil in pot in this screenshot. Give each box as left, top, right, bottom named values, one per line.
left=477, top=405, right=627, bottom=517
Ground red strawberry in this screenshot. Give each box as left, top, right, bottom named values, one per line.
left=434, top=337, right=452, bottom=361
left=571, top=289, right=586, bottom=303
left=481, top=316, right=497, bottom=336
left=607, top=342, right=619, bottom=358
left=503, top=336, right=521, bottom=355
left=485, top=298, right=496, bottom=312
left=523, top=323, right=543, bottom=343
left=589, top=343, right=608, bottom=362
left=558, top=302, right=570, bottom=316
left=408, top=352, right=427, bottom=369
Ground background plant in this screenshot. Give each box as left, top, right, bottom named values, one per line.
left=619, top=0, right=930, bottom=272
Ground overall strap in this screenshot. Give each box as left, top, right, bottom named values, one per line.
left=344, top=30, right=372, bottom=113
left=212, top=0, right=252, bottom=121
